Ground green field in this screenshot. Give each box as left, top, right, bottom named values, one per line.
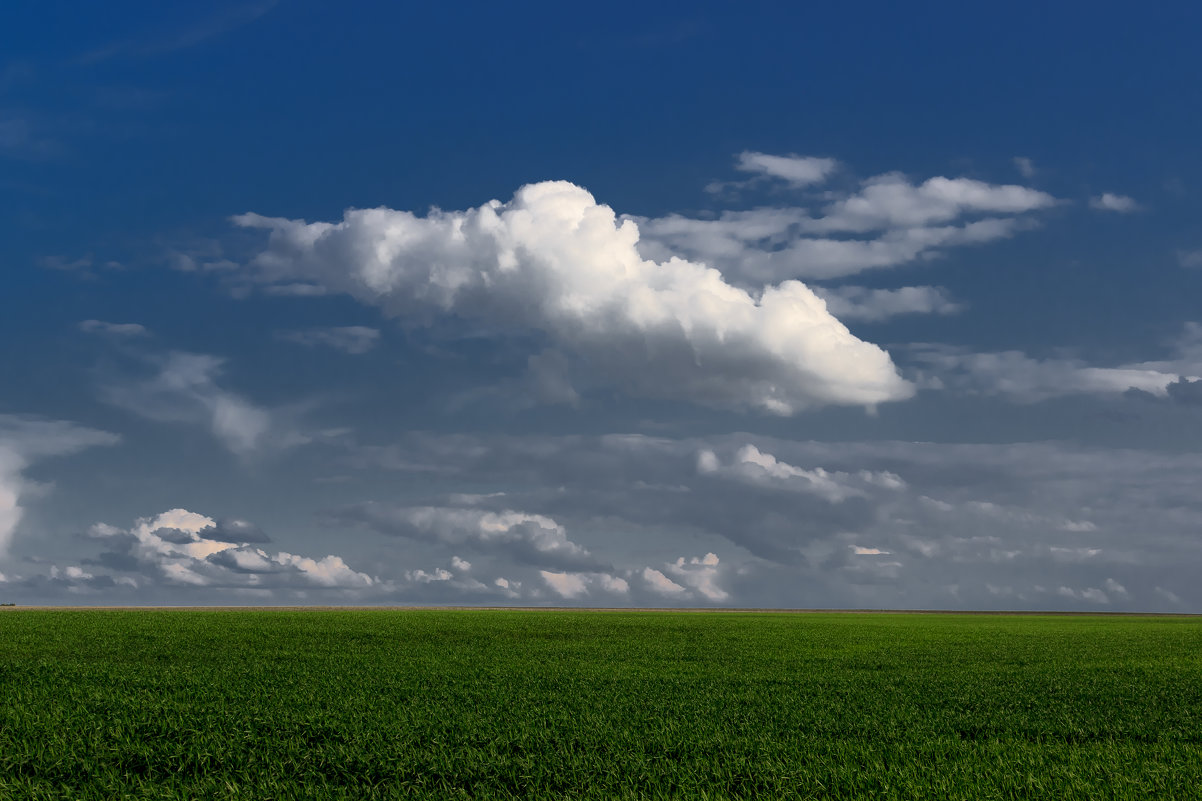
left=1, top=610, right=1200, bottom=799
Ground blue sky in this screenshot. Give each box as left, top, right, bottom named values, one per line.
left=3, top=1, right=1202, bottom=608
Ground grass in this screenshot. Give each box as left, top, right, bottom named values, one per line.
left=1, top=610, right=1200, bottom=799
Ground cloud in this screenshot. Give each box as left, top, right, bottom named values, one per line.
left=1057, top=585, right=1110, bottom=604
left=638, top=212, right=1031, bottom=283
left=1178, top=249, right=1202, bottom=269
left=908, top=345, right=1192, bottom=402
left=86, top=508, right=377, bottom=590
left=0, top=416, right=118, bottom=554
left=641, top=567, right=687, bottom=597
left=196, top=518, right=271, bottom=543
left=638, top=166, right=1056, bottom=283
left=698, top=443, right=905, bottom=502
left=333, top=430, right=1202, bottom=610
left=1165, top=377, right=1202, bottom=405
left=276, top=326, right=380, bottom=354
left=734, top=151, right=839, bottom=187
left=99, top=350, right=310, bottom=456
left=80, top=1, right=279, bottom=63
left=814, top=285, right=962, bottom=322
left=78, top=320, right=150, bottom=337
left=540, top=570, right=629, bottom=599
left=1013, top=157, right=1036, bottom=179
left=663, top=552, right=728, bottom=601
left=1089, top=193, right=1139, bottom=213
left=236, top=180, right=912, bottom=414
left=539, top=570, right=586, bottom=598
left=332, top=503, right=602, bottom=570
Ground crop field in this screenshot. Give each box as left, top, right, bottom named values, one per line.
left=1, top=610, right=1201, bottom=800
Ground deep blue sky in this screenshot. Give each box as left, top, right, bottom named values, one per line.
left=3, top=1, right=1201, bottom=609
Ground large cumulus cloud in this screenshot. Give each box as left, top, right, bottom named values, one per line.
left=234, top=181, right=912, bottom=415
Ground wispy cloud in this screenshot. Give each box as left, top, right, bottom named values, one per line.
left=642, top=160, right=1058, bottom=283
left=814, top=285, right=963, bottom=322
left=80, top=1, right=280, bottom=64
left=1089, top=192, right=1139, bottom=213
left=276, top=326, right=380, bottom=355
left=1013, top=156, right=1036, bottom=179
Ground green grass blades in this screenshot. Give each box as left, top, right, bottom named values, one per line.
left=1, top=610, right=1200, bottom=799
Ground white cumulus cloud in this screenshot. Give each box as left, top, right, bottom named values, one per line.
left=539, top=570, right=628, bottom=599
left=698, top=443, right=905, bottom=502
left=87, top=508, right=377, bottom=589
left=641, top=567, right=687, bottom=597
left=236, top=180, right=912, bottom=415
left=664, top=552, right=728, bottom=601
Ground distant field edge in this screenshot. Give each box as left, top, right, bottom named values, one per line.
left=1, top=605, right=1198, bottom=616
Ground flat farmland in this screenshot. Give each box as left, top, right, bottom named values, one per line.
left=1, top=610, right=1200, bottom=799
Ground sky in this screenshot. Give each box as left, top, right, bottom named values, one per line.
left=3, top=0, right=1202, bottom=610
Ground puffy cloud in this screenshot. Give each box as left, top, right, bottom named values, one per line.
left=0, top=415, right=118, bottom=554
left=641, top=567, right=687, bottom=597
left=734, top=151, right=839, bottom=186
left=236, top=180, right=912, bottom=414
left=1089, top=193, right=1139, bottom=213
left=1101, top=577, right=1129, bottom=596
left=664, top=552, right=728, bottom=601
left=539, top=570, right=628, bottom=599
left=697, top=443, right=905, bottom=502
left=540, top=571, right=587, bottom=598
left=86, top=508, right=377, bottom=590
left=814, top=285, right=962, bottom=322
left=276, top=326, right=380, bottom=354
left=598, top=573, right=630, bottom=594
left=332, top=503, right=601, bottom=570
left=1165, top=377, right=1202, bottom=405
